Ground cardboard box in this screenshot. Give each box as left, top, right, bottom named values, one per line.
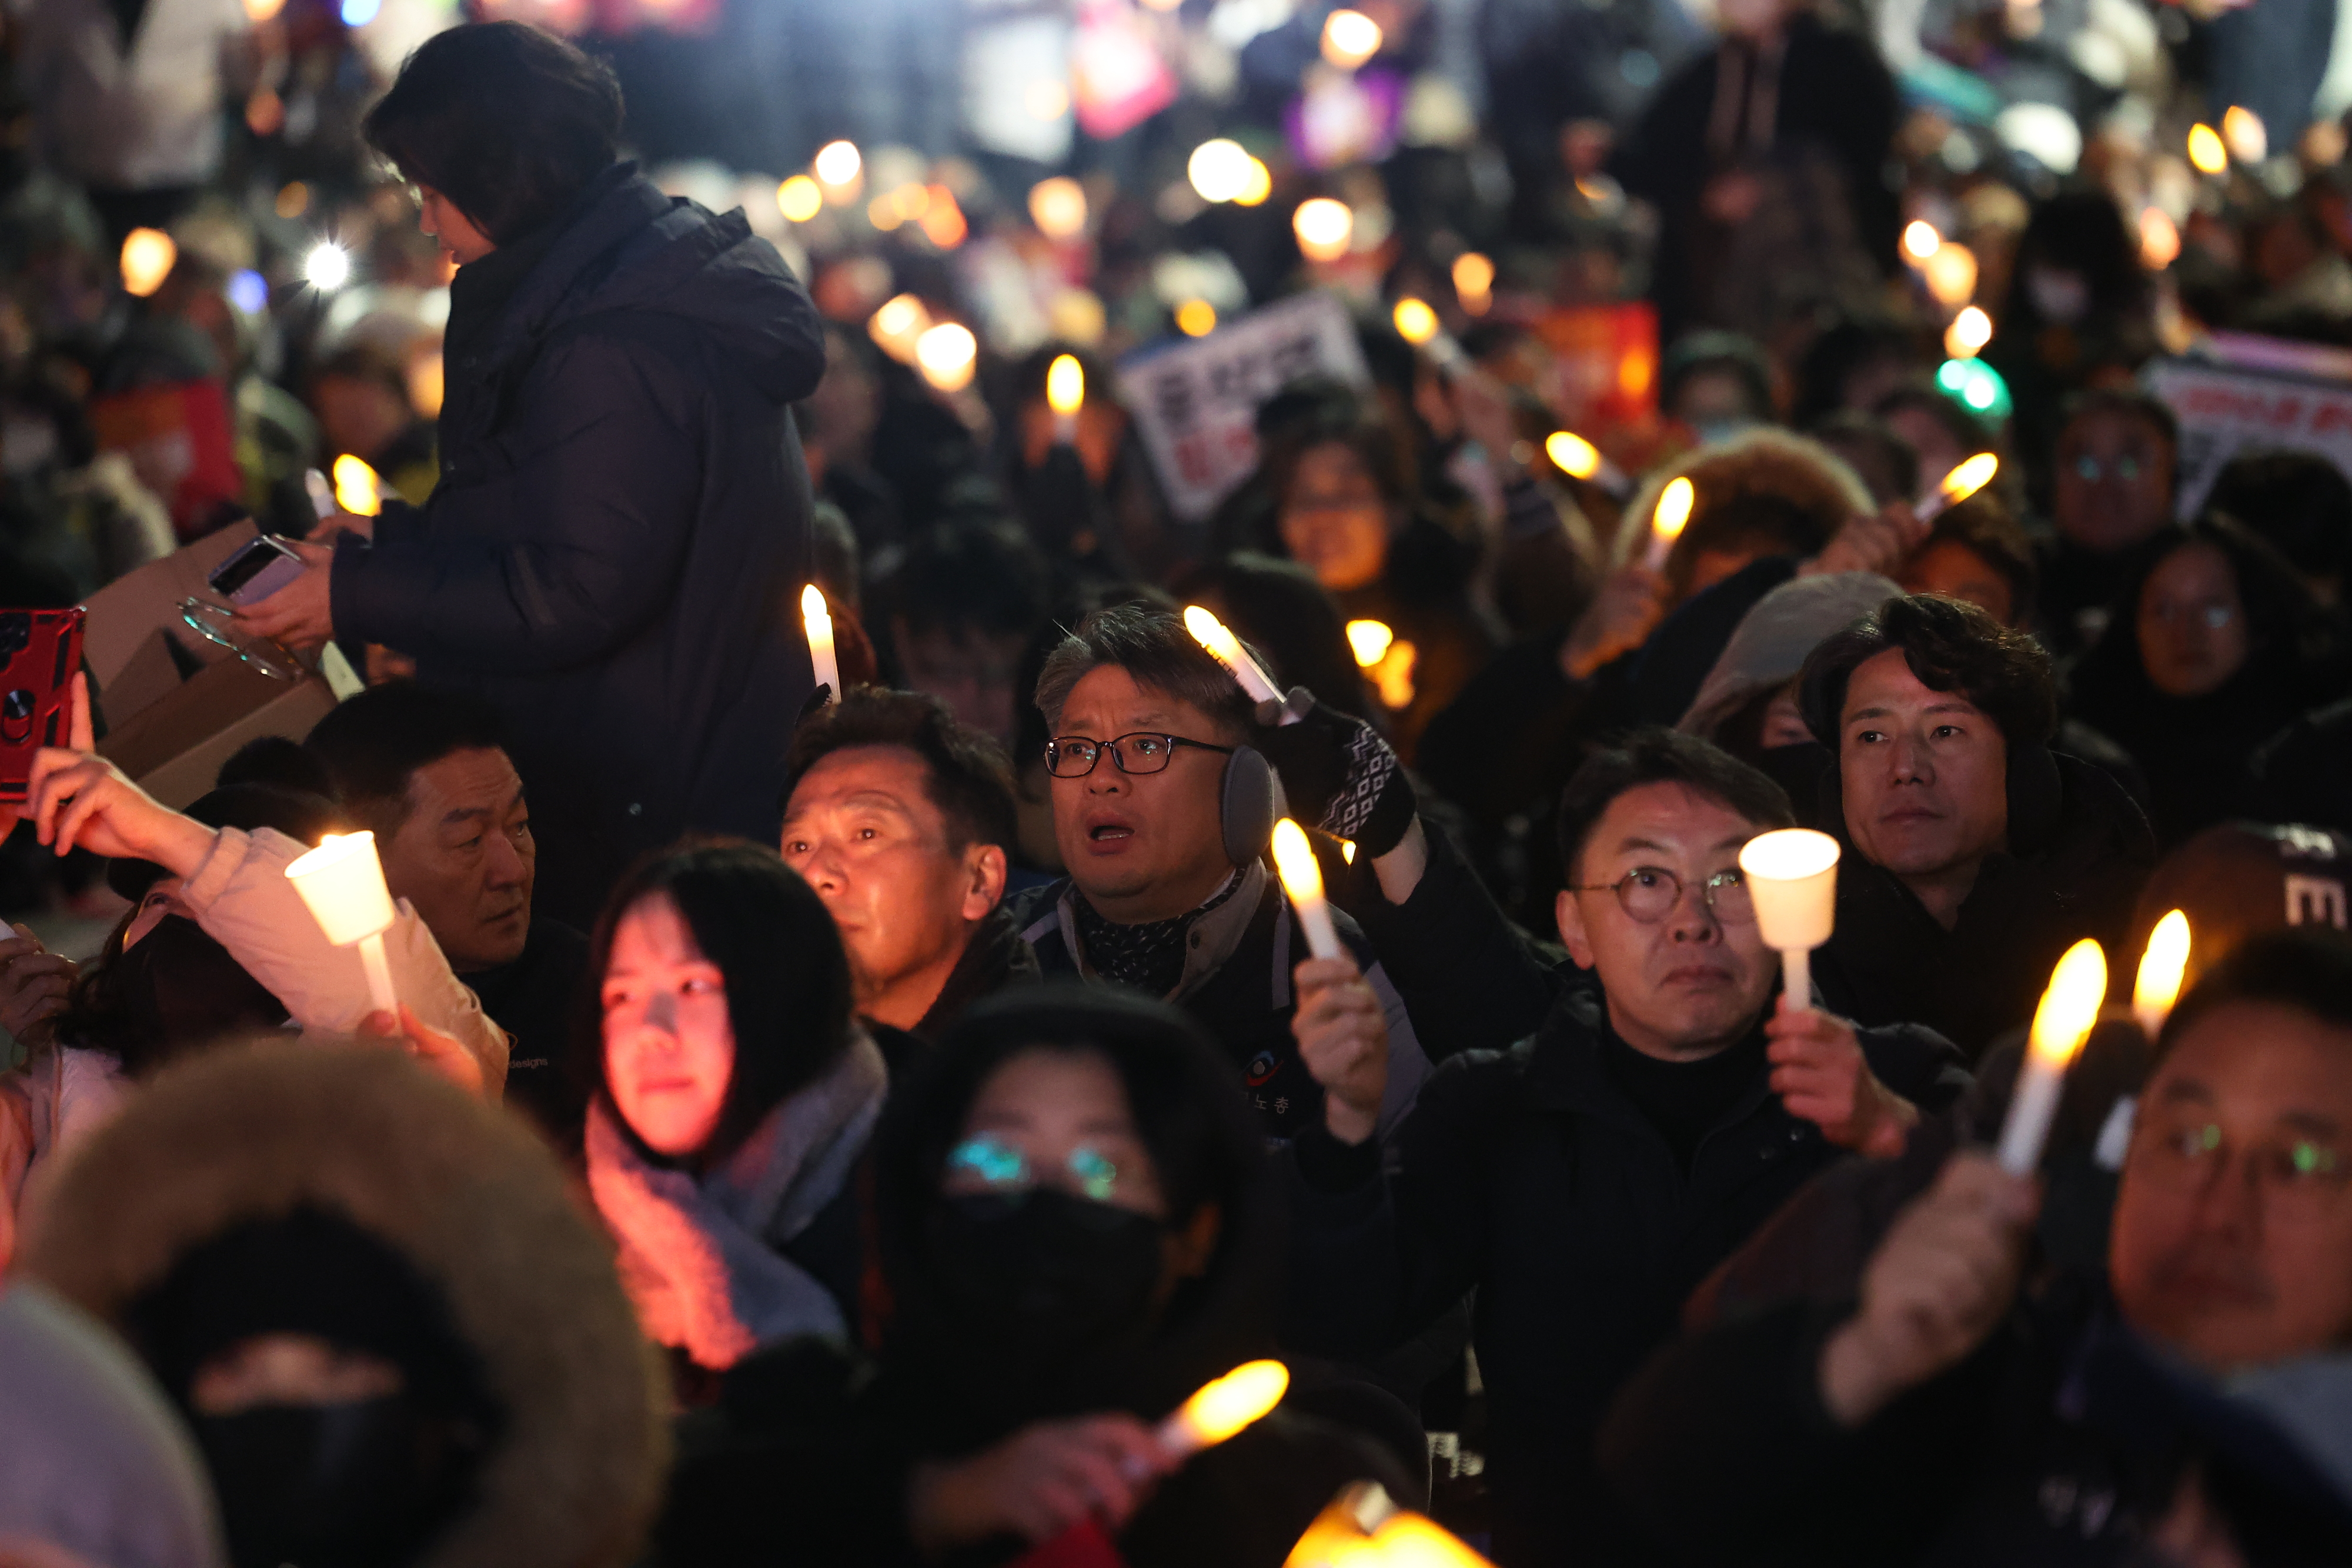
left=84, top=523, right=339, bottom=810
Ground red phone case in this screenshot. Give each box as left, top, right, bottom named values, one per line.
left=0, top=607, right=87, bottom=802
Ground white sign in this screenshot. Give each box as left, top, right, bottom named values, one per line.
left=1118, top=291, right=1371, bottom=521
left=2143, top=356, right=2352, bottom=517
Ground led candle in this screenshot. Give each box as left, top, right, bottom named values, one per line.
left=1997, top=938, right=2107, bottom=1175
left=1737, top=828, right=1840, bottom=1012
left=1544, top=430, right=1629, bottom=496
left=1646, top=477, right=1693, bottom=572
left=1271, top=819, right=1341, bottom=959
left=331, top=454, right=382, bottom=517
left=1286, top=1480, right=1495, bottom=1567
left=1182, top=604, right=1284, bottom=707
left=285, top=831, right=399, bottom=1017
left=1158, top=1359, right=1289, bottom=1459
left=1046, top=353, right=1084, bottom=446
left=801, top=584, right=838, bottom=705
left=2133, top=910, right=2191, bottom=1041
left=1915, top=452, right=1999, bottom=523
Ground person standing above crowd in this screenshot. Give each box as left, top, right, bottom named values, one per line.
left=1285, top=730, right=1965, bottom=1567
left=1802, top=594, right=2154, bottom=1060
left=230, top=22, right=827, bottom=927
left=781, top=688, right=1035, bottom=1055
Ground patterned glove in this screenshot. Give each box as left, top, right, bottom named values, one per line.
left=1250, top=687, right=1418, bottom=858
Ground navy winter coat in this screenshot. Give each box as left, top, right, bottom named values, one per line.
left=333, top=165, right=826, bottom=922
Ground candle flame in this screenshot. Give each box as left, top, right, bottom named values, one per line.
left=2029, top=938, right=2107, bottom=1071
left=1046, top=353, right=1085, bottom=416
left=1184, top=604, right=1242, bottom=664
left=1285, top=1484, right=1494, bottom=1567
left=1346, top=619, right=1394, bottom=668
left=1653, top=476, right=1694, bottom=543
left=286, top=829, right=376, bottom=877
left=1938, top=452, right=1999, bottom=506
left=1392, top=297, right=1439, bottom=345
left=332, top=454, right=382, bottom=516
left=1339, top=838, right=1357, bottom=865
left=1177, top=1359, right=1289, bottom=1447
left=1901, top=220, right=1942, bottom=261
left=1545, top=431, right=1602, bottom=480
left=2187, top=123, right=2228, bottom=175
left=800, top=584, right=829, bottom=623
left=2134, top=910, right=2191, bottom=1040
left=1271, top=820, right=1325, bottom=908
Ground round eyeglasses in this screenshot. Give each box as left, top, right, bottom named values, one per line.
left=1568, top=866, right=1755, bottom=925
left=1045, top=733, right=1234, bottom=778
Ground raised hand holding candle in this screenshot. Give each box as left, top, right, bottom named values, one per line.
left=2133, top=910, right=2191, bottom=1041
left=1182, top=604, right=1289, bottom=711
left=285, top=831, right=400, bottom=1017
left=1158, top=1359, right=1289, bottom=1460
left=801, top=584, right=839, bottom=705
left=1645, top=477, right=1694, bottom=572
left=1272, top=818, right=1341, bottom=959
left=1915, top=452, right=1999, bottom=523
left=1738, top=828, right=1839, bottom=1013
left=1997, top=938, right=2106, bottom=1175
left=1046, top=352, right=1084, bottom=446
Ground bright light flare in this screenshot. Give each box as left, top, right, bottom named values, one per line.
left=1939, top=452, right=2000, bottom=505
left=914, top=322, right=977, bottom=392
left=1392, top=297, right=1439, bottom=345
left=2188, top=123, right=2228, bottom=175
left=1945, top=305, right=1993, bottom=359
left=2223, top=105, right=2267, bottom=164
left=776, top=175, right=823, bottom=222
left=1175, top=299, right=1217, bottom=336
left=1321, top=8, right=1383, bottom=68
left=1545, top=431, right=1601, bottom=480
left=1922, top=243, right=1977, bottom=309
left=1190, top=138, right=1255, bottom=203
left=813, top=139, right=863, bottom=187
left=303, top=240, right=351, bottom=292
left=2031, top=938, right=2108, bottom=1071
left=1452, top=250, right=1494, bottom=313
left=1653, top=476, right=1693, bottom=541
left=2140, top=207, right=2181, bottom=270
left=2133, top=911, right=2191, bottom=1041
left=868, top=293, right=933, bottom=363
left=1045, top=353, right=1085, bottom=416
left=1164, top=1359, right=1290, bottom=1453
left=1294, top=198, right=1354, bottom=262
left=283, top=831, right=396, bottom=945
left=1029, top=176, right=1088, bottom=239
left=1902, top=220, right=1942, bottom=261
left=1234, top=155, right=1274, bottom=206
left=119, top=228, right=176, bottom=297
left=331, top=454, right=382, bottom=517
left=1346, top=619, right=1394, bottom=667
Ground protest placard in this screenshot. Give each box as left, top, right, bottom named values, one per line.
left=2144, top=350, right=2352, bottom=517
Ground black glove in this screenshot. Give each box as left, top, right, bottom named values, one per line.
left=1250, top=687, right=1418, bottom=858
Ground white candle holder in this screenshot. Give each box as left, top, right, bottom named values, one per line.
left=285, top=831, right=399, bottom=1018
left=1738, top=828, right=1840, bottom=1012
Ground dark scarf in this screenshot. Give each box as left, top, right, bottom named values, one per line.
left=1073, top=876, right=1240, bottom=997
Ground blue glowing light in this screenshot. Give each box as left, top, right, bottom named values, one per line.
left=340, top=0, right=380, bottom=25
left=227, top=269, right=269, bottom=315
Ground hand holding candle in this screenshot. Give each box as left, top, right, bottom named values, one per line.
left=1738, top=828, right=1840, bottom=1014
left=801, top=584, right=839, bottom=706
left=1996, top=938, right=2106, bottom=1175
left=2133, top=910, right=2190, bottom=1041
left=1645, top=476, right=1694, bottom=572
left=285, top=830, right=400, bottom=1018
left=1914, top=452, right=1998, bottom=524
left=1271, top=818, right=1341, bottom=959
left=1046, top=353, right=1084, bottom=446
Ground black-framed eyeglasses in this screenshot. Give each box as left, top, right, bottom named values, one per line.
left=1566, top=867, right=1755, bottom=925
left=1045, top=733, right=1233, bottom=778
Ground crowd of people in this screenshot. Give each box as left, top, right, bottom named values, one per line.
left=0, top=1, right=2350, bottom=1566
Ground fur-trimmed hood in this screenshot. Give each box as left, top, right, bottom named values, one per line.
left=1613, top=427, right=1876, bottom=572
left=18, top=1042, right=668, bottom=1568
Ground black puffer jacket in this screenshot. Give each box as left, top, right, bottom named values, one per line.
left=333, top=163, right=826, bottom=923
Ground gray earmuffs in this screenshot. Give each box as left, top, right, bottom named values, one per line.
left=1220, top=745, right=1280, bottom=866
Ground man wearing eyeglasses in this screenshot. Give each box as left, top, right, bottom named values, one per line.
left=1284, top=728, right=1965, bottom=1568
left=1008, top=604, right=1431, bottom=1140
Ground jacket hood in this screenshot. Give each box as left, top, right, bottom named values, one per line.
left=18, top=1042, right=669, bottom=1568
left=870, top=984, right=1283, bottom=1447
left=479, top=163, right=825, bottom=408
left=1678, top=570, right=1902, bottom=738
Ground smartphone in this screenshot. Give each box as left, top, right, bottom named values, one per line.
left=0, top=607, right=86, bottom=803
left=207, top=533, right=307, bottom=606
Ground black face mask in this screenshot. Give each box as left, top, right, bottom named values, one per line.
left=194, top=1395, right=481, bottom=1568
left=915, top=1190, right=1170, bottom=1421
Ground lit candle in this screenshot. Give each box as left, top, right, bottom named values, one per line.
left=1271, top=819, right=1341, bottom=959
left=1736, top=828, right=1840, bottom=1013
left=331, top=454, right=382, bottom=517
left=1915, top=452, right=1999, bottom=523
left=1287, top=1479, right=1495, bottom=1567
left=801, top=584, right=838, bottom=705
left=1997, top=938, right=2107, bottom=1175
left=1046, top=353, right=1084, bottom=446
left=285, top=831, right=400, bottom=1017
left=1158, top=1359, right=1289, bottom=1459
left=2133, top=910, right=2191, bottom=1041
left=1646, top=477, right=1693, bottom=572
left=1544, top=430, right=1629, bottom=496
left=1182, top=604, right=1284, bottom=708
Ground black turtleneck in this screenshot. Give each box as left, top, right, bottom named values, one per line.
left=1602, top=1024, right=1768, bottom=1172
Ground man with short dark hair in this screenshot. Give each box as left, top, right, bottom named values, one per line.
left=781, top=688, right=1035, bottom=1052
left=1799, top=593, right=2154, bottom=1059
left=1287, top=728, right=1964, bottom=1567
left=306, top=682, right=588, bottom=1140
left=1014, top=604, right=1432, bottom=1138
left=235, top=20, right=827, bottom=925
